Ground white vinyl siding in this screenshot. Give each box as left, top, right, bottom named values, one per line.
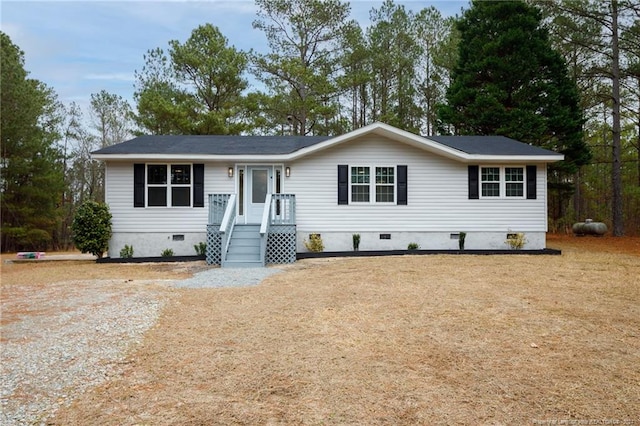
left=287, top=136, right=549, bottom=233
left=105, top=162, right=234, bottom=233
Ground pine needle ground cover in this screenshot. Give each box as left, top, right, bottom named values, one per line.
left=2, top=237, right=638, bottom=424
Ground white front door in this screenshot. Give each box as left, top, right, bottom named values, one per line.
left=247, top=166, right=271, bottom=223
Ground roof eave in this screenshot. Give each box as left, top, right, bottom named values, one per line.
left=91, top=153, right=292, bottom=161
left=461, top=154, right=565, bottom=163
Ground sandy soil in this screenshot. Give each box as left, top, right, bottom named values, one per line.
left=2, top=236, right=639, bottom=425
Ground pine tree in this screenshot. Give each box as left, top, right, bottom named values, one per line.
left=1, top=32, right=65, bottom=251
left=134, top=24, right=249, bottom=135
left=439, top=0, right=591, bottom=174
left=252, top=0, right=353, bottom=135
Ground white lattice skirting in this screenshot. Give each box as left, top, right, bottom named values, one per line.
left=266, top=225, right=297, bottom=264
left=206, top=225, right=222, bottom=265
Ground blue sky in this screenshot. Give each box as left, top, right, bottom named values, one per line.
left=2, top=1, right=468, bottom=113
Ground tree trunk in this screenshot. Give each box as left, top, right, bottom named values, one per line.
left=637, top=76, right=640, bottom=187
left=611, top=0, right=624, bottom=236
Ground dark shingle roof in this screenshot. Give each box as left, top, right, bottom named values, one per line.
left=427, top=135, right=556, bottom=156
left=92, top=135, right=332, bottom=156
left=93, top=131, right=560, bottom=158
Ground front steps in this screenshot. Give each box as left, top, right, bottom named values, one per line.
left=223, top=224, right=263, bottom=267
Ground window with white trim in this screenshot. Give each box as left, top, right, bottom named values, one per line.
left=351, top=166, right=370, bottom=202
left=505, top=167, right=524, bottom=197
left=480, top=166, right=525, bottom=198
left=375, top=167, right=395, bottom=202
left=350, top=166, right=396, bottom=203
left=147, top=164, right=192, bottom=207
left=481, top=167, right=500, bottom=197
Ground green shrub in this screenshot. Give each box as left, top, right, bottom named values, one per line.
left=304, top=233, right=324, bottom=252
left=71, top=201, right=112, bottom=258
left=120, top=245, right=134, bottom=258
left=407, top=242, right=419, bottom=250
left=161, top=248, right=174, bottom=257
left=194, top=242, right=206, bottom=256
left=352, top=234, right=361, bottom=251
left=459, top=232, right=466, bottom=250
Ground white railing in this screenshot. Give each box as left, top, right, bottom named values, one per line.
left=271, top=193, right=296, bottom=225
left=259, top=193, right=272, bottom=265
left=219, top=194, right=237, bottom=263
left=208, top=193, right=231, bottom=225
left=260, top=194, right=296, bottom=265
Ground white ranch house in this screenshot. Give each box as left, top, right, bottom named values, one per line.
left=92, top=122, right=563, bottom=266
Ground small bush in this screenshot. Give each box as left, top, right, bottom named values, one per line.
left=407, top=242, right=419, bottom=250
left=352, top=234, right=361, bottom=251
left=161, top=248, right=174, bottom=257
left=120, top=245, right=134, bottom=258
left=459, top=232, right=466, bottom=250
left=304, top=233, right=324, bottom=252
left=194, top=242, right=206, bottom=256
left=506, top=232, right=527, bottom=250
left=71, top=201, right=112, bottom=258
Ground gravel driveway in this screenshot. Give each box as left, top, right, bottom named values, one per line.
left=0, top=267, right=281, bottom=425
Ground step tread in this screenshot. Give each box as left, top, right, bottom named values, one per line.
left=222, top=261, right=264, bottom=268
left=227, top=246, right=261, bottom=255
left=225, top=252, right=261, bottom=260
left=228, top=239, right=261, bottom=247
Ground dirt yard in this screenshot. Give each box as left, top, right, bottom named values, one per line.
left=2, top=235, right=639, bottom=425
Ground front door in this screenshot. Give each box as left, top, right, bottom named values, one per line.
left=247, top=167, right=271, bottom=223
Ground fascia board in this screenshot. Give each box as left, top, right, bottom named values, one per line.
left=92, top=150, right=564, bottom=164
left=460, top=154, right=565, bottom=163
left=91, top=153, right=291, bottom=162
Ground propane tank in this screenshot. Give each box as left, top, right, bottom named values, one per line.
left=572, top=219, right=607, bottom=236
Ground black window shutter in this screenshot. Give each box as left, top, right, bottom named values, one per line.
left=193, top=164, right=205, bottom=207
left=133, top=163, right=145, bottom=207
left=526, top=165, right=537, bottom=199
left=468, top=165, right=479, bottom=199
left=397, top=165, right=408, bottom=205
left=338, top=165, right=348, bottom=205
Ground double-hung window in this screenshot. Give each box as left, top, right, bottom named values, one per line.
left=375, top=167, right=395, bottom=202
left=505, top=167, right=524, bottom=197
left=147, top=164, right=192, bottom=207
left=351, top=166, right=370, bottom=202
left=480, top=166, right=525, bottom=198
left=481, top=167, right=500, bottom=197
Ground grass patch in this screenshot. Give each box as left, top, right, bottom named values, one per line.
left=45, top=237, right=640, bottom=424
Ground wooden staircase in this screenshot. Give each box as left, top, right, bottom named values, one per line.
left=222, top=224, right=263, bottom=267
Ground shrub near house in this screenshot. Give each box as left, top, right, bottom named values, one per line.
left=72, top=201, right=112, bottom=259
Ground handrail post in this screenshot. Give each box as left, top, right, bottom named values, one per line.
left=219, top=194, right=237, bottom=265
left=259, top=193, right=273, bottom=265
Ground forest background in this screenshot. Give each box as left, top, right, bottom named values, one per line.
left=1, top=0, right=639, bottom=251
